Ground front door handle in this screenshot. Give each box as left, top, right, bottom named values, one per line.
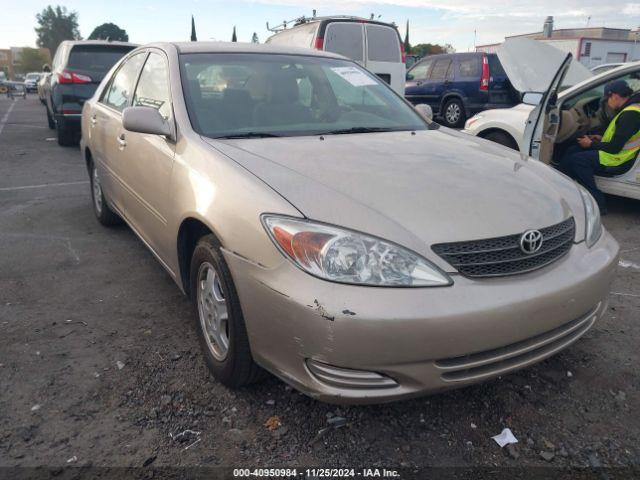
left=90, top=115, right=97, bottom=127
left=117, top=133, right=127, bottom=148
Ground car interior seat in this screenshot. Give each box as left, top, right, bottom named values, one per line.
left=253, top=73, right=313, bottom=127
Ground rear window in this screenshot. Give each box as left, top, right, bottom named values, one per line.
left=324, top=22, right=363, bottom=62
left=366, top=24, right=400, bottom=62
left=67, top=45, right=134, bottom=72
left=487, top=54, right=506, bottom=77
left=458, top=57, right=480, bottom=77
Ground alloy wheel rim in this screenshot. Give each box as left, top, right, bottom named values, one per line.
left=197, top=262, right=229, bottom=361
left=92, top=167, right=103, bottom=215
left=446, top=103, right=461, bottom=124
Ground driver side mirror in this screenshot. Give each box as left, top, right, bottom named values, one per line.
left=414, top=103, right=433, bottom=121
left=406, top=72, right=414, bottom=81
left=522, top=92, right=543, bottom=106
left=123, top=106, right=172, bottom=138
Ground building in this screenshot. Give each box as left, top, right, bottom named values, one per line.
left=476, top=17, right=640, bottom=69
left=0, top=47, right=51, bottom=80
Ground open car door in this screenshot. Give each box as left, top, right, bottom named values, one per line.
left=522, top=54, right=573, bottom=161
left=496, top=38, right=587, bottom=161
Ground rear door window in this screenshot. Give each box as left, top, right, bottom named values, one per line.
left=67, top=45, right=135, bottom=74
left=430, top=59, right=452, bottom=81
left=101, top=53, right=145, bottom=112
left=324, top=22, right=364, bottom=62
left=365, top=24, right=400, bottom=62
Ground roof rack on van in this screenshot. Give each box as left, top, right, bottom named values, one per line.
left=266, top=13, right=392, bottom=32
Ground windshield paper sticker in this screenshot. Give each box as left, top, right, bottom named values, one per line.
left=331, top=67, right=378, bottom=87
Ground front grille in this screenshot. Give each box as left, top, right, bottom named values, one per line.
left=434, top=303, right=599, bottom=382
left=432, top=217, right=575, bottom=278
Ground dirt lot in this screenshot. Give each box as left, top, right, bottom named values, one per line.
left=1, top=96, right=639, bottom=476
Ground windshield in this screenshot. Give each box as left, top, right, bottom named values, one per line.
left=179, top=53, right=427, bottom=138
left=26, top=73, right=40, bottom=80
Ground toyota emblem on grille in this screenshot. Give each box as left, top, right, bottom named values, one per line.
left=520, top=230, right=543, bottom=254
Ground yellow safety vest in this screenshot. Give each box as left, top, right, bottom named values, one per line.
left=599, top=103, right=640, bottom=167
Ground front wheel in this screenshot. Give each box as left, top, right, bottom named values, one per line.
left=441, top=98, right=466, bottom=128
left=89, top=161, right=122, bottom=226
left=190, top=235, right=264, bottom=388
left=483, top=131, right=519, bottom=151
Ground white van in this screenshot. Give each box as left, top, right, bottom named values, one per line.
left=266, top=16, right=406, bottom=96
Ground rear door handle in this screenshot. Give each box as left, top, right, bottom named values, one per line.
left=117, top=133, right=127, bottom=148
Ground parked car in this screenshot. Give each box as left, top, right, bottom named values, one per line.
left=37, top=72, right=50, bottom=104
left=465, top=40, right=640, bottom=201
left=591, top=63, right=625, bottom=75
left=405, top=52, right=517, bottom=128
left=266, top=16, right=406, bottom=95
left=43, top=40, right=137, bottom=146
left=81, top=41, right=618, bottom=404
left=23, top=72, right=41, bottom=92
left=0, top=71, right=7, bottom=94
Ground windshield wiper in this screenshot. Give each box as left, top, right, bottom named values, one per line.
left=318, top=127, right=398, bottom=135
left=215, top=132, right=281, bottom=139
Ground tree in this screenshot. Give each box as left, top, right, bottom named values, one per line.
left=190, top=15, right=197, bottom=42
left=35, top=5, right=81, bottom=56
left=404, top=20, right=410, bottom=53
left=231, top=26, right=237, bottom=42
left=251, top=32, right=259, bottom=44
left=410, top=43, right=448, bottom=57
left=15, top=48, right=48, bottom=74
left=88, top=23, right=128, bottom=41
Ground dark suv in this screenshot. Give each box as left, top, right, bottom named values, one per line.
left=405, top=52, right=517, bottom=128
left=43, top=40, right=137, bottom=145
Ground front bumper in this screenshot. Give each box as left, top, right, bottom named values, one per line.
left=224, top=231, right=619, bottom=404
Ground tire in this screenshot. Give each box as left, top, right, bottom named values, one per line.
left=441, top=98, right=466, bottom=128
left=89, top=160, right=122, bottom=226
left=190, top=234, right=264, bottom=388
left=483, top=131, right=519, bottom=151
left=46, top=106, right=55, bottom=129
left=57, top=121, right=76, bottom=146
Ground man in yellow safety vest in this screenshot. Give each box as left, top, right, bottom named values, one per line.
left=559, top=80, right=639, bottom=214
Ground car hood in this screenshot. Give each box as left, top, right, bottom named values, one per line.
left=206, top=130, right=584, bottom=260
left=498, top=38, right=592, bottom=93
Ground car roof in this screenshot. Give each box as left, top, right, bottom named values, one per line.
left=159, top=41, right=347, bottom=60
left=62, top=40, right=138, bottom=48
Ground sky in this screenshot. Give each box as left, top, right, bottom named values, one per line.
left=1, top=0, right=639, bottom=53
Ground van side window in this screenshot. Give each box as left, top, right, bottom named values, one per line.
left=365, top=25, right=400, bottom=62
left=459, top=58, right=480, bottom=77
left=324, top=23, right=364, bottom=62
left=430, top=59, right=452, bottom=81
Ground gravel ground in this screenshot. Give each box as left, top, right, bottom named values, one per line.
left=1, top=97, right=639, bottom=475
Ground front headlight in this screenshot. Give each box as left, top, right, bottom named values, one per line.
left=577, top=185, right=602, bottom=248
left=464, top=115, right=483, bottom=129
left=262, top=215, right=452, bottom=287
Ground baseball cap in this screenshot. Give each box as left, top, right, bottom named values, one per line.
left=604, top=79, right=633, bottom=97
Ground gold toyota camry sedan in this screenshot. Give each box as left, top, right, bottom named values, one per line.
left=80, top=42, right=619, bottom=404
